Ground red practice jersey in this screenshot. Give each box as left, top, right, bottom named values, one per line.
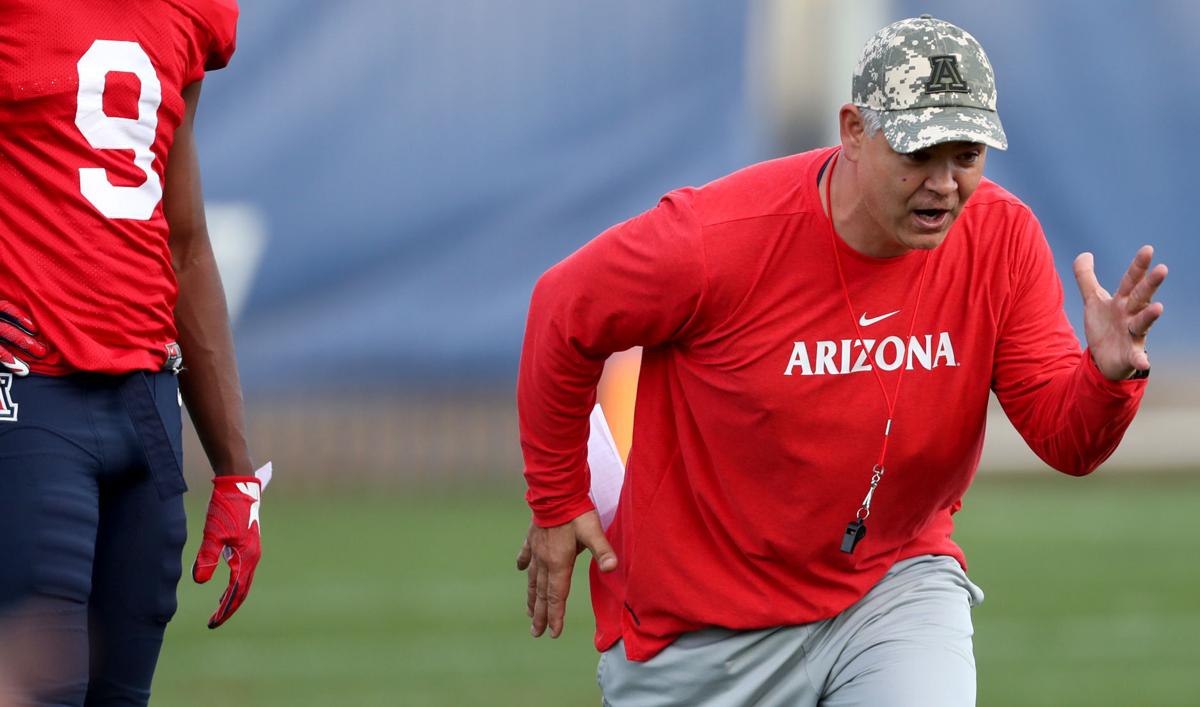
left=519, top=147, right=1147, bottom=661
left=0, top=0, right=238, bottom=374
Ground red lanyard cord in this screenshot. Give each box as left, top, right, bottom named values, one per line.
left=824, top=150, right=932, bottom=526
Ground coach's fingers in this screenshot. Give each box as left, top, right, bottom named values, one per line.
left=573, top=511, right=618, bottom=573
left=532, top=562, right=550, bottom=637
left=525, top=556, right=538, bottom=618
left=1132, top=348, right=1151, bottom=373
left=1115, top=245, right=1154, bottom=298
left=1124, top=263, right=1168, bottom=314
left=1128, top=302, right=1164, bottom=340
left=516, top=534, right=532, bottom=571
left=1072, top=252, right=1105, bottom=303
left=519, top=535, right=535, bottom=617
left=546, top=561, right=573, bottom=639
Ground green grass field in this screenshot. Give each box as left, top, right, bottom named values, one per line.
left=153, top=471, right=1200, bottom=706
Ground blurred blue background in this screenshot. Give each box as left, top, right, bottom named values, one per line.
left=198, top=0, right=754, bottom=392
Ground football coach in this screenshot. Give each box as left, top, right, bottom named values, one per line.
left=516, top=15, right=1166, bottom=706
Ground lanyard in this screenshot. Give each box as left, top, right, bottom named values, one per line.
left=823, top=151, right=932, bottom=554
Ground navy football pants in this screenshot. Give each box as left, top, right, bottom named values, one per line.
left=0, top=372, right=187, bottom=707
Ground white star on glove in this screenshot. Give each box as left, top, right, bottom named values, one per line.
left=235, top=481, right=261, bottom=529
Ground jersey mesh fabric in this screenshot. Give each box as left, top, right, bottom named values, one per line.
left=518, top=147, right=1148, bottom=661
left=0, top=0, right=237, bottom=374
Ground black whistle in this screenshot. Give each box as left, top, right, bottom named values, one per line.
left=841, top=519, right=866, bottom=554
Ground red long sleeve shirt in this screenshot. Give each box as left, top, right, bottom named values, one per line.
left=518, top=147, right=1146, bottom=661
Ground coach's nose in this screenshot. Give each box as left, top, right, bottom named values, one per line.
left=923, top=160, right=957, bottom=197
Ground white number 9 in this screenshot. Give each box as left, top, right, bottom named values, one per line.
left=75, top=40, right=163, bottom=220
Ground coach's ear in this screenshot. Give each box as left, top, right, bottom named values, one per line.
left=839, top=104, right=867, bottom=161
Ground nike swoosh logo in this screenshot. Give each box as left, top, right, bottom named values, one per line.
left=859, top=310, right=900, bottom=327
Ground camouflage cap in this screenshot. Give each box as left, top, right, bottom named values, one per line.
left=852, top=15, right=1007, bottom=153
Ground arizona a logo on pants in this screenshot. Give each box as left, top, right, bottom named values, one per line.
left=0, top=372, right=18, bottom=421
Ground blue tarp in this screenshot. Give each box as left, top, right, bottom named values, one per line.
left=199, top=1, right=753, bottom=391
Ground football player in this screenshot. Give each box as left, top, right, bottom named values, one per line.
left=0, top=1, right=265, bottom=704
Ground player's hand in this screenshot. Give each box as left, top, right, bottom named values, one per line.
left=0, top=301, right=48, bottom=376
left=517, top=510, right=617, bottom=639
left=1074, top=246, right=1167, bottom=381
left=192, top=476, right=263, bottom=629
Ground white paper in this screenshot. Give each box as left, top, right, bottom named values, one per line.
left=254, top=461, right=273, bottom=490
left=587, top=404, right=626, bottom=530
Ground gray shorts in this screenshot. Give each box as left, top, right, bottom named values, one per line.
left=597, top=555, right=985, bottom=707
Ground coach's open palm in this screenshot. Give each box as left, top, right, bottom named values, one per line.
left=1073, top=245, right=1167, bottom=380
left=517, top=510, right=617, bottom=639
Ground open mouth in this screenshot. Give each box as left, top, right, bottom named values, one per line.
left=911, top=208, right=950, bottom=230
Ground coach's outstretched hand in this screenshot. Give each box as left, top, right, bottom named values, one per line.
left=0, top=301, right=48, bottom=376
left=192, top=476, right=263, bottom=628
left=1074, top=245, right=1167, bottom=381
left=517, top=510, right=617, bottom=639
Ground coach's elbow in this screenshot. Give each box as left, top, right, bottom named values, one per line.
left=1054, top=462, right=1098, bottom=478
left=1046, top=450, right=1112, bottom=477
left=525, top=263, right=579, bottom=332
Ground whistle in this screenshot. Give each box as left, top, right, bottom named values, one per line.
left=841, top=519, right=866, bottom=554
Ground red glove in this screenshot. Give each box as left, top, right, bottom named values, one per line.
left=0, top=301, right=48, bottom=376
left=192, top=476, right=263, bottom=628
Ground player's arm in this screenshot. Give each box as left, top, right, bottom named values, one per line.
left=165, top=80, right=262, bottom=629
left=166, top=80, right=252, bottom=477
left=517, top=192, right=707, bottom=638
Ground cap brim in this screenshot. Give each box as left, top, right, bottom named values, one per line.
left=880, top=105, right=1007, bottom=154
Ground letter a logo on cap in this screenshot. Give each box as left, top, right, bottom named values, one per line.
left=925, top=55, right=969, bottom=94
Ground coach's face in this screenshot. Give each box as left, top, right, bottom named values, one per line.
left=854, top=123, right=987, bottom=255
